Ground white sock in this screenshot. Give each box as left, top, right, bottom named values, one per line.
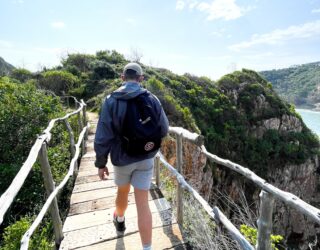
left=143, top=244, right=152, bottom=250
left=117, top=215, right=125, bottom=222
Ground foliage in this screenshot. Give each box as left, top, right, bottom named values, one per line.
left=0, top=78, right=62, bottom=164
left=260, top=62, right=320, bottom=106
left=0, top=217, right=53, bottom=250
left=10, top=68, right=33, bottom=83
left=38, top=70, right=80, bottom=95
left=240, top=225, right=284, bottom=250
left=0, top=78, right=81, bottom=247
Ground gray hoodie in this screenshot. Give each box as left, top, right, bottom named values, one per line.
left=94, top=82, right=169, bottom=168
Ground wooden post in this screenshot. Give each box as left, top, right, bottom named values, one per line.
left=81, top=100, right=88, bottom=140
left=38, top=143, right=63, bottom=247
left=64, top=119, right=78, bottom=175
left=77, top=104, right=85, bottom=156
left=155, top=155, right=160, bottom=187
left=257, top=190, right=275, bottom=250
left=176, top=133, right=183, bottom=225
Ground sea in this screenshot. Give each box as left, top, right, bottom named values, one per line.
left=296, top=109, right=320, bottom=137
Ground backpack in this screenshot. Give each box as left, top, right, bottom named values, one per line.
left=120, top=91, right=162, bottom=156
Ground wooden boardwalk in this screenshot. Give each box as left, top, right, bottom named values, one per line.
left=59, top=114, right=186, bottom=250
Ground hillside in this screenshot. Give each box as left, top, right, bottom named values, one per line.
left=22, top=51, right=318, bottom=177
left=0, top=57, right=14, bottom=76
left=260, top=62, right=320, bottom=108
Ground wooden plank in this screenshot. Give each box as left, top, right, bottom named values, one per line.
left=60, top=210, right=175, bottom=249
left=70, top=188, right=134, bottom=204
left=63, top=198, right=171, bottom=232
left=75, top=174, right=114, bottom=185
left=69, top=188, right=164, bottom=215
left=75, top=224, right=183, bottom=250
left=73, top=180, right=116, bottom=193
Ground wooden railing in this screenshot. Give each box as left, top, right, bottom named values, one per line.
left=0, top=96, right=88, bottom=250
left=155, top=126, right=320, bottom=250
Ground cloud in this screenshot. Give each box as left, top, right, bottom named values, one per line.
left=176, top=0, right=186, bottom=10
left=229, top=20, right=320, bottom=51
left=312, top=8, right=320, bottom=13
left=176, top=0, right=251, bottom=21
left=197, top=0, right=248, bottom=20
left=51, top=21, right=65, bottom=29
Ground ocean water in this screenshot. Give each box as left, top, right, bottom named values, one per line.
left=296, top=109, right=320, bottom=137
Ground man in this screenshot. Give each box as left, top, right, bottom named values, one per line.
left=94, top=62, right=169, bottom=250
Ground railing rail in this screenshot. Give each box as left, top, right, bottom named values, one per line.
left=0, top=96, right=88, bottom=249
left=157, top=127, right=320, bottom=250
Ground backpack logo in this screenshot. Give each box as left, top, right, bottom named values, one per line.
left=144, top=142, right=155, bottom=151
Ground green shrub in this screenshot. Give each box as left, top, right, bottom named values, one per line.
left=240, top=225, right=284, bottom=250
left=39, top=70, right=80, bottom=95
left=1, top=217, right=53, bottom=250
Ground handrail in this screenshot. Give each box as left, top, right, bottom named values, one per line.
left=161, top=127, right=320, bottom=250
left=158, top=154, right=254, bottom=249
left=0, top=97, right=85, bottom=224
left=20, top=126, right=88, bottom=250
left=0, top=96, right=88, bottom=249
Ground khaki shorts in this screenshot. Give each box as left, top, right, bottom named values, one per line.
left=113, top=158, right=154, bottom=190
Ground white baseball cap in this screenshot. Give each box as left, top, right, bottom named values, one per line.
left=123, top=62, right=143, bottom=76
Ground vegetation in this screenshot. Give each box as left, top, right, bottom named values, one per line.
left=0, top=77, right=80, bottom=248
left=240, top=225, right=284, bottom=250
left=0, top=51, right=319, bottom=248
left=260, top=62, right=320, bottom=107
left=3, top=51, right=316, bottom=178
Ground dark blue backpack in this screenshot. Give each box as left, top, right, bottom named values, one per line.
left=121, top=91, right=162, bottom=156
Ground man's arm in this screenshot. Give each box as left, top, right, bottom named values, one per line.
left=94, top=96, right=115, bottom=169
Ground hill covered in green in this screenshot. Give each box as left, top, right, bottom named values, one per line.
left=0, top=57, right=15, bottom=76
left=4, top=50, right=317, bottom=177
left=260, top=62, right=320, bottom=108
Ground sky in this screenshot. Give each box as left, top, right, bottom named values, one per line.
left=0, top=0, right=320, bottom=80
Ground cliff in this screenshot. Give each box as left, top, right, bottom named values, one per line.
left=161, top=69, right=320, bottom=249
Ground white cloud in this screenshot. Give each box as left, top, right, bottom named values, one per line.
left=229, top=20, right=320, bottom=51
left=188, top=1, right=198, bottom=9
left=51, top=21, right=65, bottom=29
left=196, top=0, right=250, bottom=21
left=176, top=0, right=251, bottom=21
left=312, top=8, right=320, bottom=13
left=176, top=0, right=185, bottom=10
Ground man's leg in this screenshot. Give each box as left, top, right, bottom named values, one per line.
left=115, top=183, right=131, bottom=217
left=134, top=187, right=152, bottom=246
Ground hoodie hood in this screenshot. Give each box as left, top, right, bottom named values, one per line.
left=111, top=82, right=147, bottom=100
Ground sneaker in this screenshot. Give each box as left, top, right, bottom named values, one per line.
left=113, top=212, right=126, bottom=232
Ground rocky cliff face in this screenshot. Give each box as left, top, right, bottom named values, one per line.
left=162, top=137, right=320, bottom=249
left=161, top=74, right=320, bottom=248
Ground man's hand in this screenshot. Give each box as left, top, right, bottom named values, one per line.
left=98, top=167, right=109, bottom=180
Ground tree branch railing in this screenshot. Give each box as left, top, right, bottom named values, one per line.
left=0, top=96, right=88, bottom=249
left=155, top=127, right=320, bottom=250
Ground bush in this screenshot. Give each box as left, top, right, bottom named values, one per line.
left=10, top=68, right=33, bottom=83
left=38, top=70, right=80, bottom=95
left=240, top=225, right=284, bottom=250
left=1, top=217, right=53, bottom=250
